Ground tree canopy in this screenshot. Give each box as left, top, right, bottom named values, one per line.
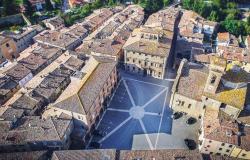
left=2, top=0, right=19, bottom=16
left=182, top=0, right=250, bottom=36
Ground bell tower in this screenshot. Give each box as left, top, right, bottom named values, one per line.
left=204, top=56, right=226, bottom=94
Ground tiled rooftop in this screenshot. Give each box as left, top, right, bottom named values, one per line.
left=203, top=84, right=248, bottom=109
left=0, top=116, right=71, bottom=145
left=203, top=109, right=250, bottom=150
left=32, top=45, right=62, bottom=60
left=123, top=27, right=173, bottom=57
left=0, top=107, right=24, bottom=122
left=145, top=7, right=180, bottom=31
left=0, top=27, right=36, bottom=40
left=210, top=56, right=227, bottom=68
left=43, top=16, right=64, bottom=28
left=11, top=94, right=41, bottom=113
left=119, top=149, right=202, bottom=160
left=0, top=76, right=18, bottom=99
left=52, top=57, right=116, bottom=115
left=76, top=39, right=122, bottom=57
left=78, top=57, right=116, bottom=113
left=52, top=149, right=116, bottom=160
left=176, top=62, right=208, bottom=100
left=19, top=53, right=47, bottom=74
left=217, top=32, right=230, bottom=42
left=34, top=30, right=79, bottom=49
left=218, top=45, right=250, bottom=63
left=64, top=56, right=85, bottom=71
left=204, top=109, right=239, bottom=144
left=0, top=151, right=48, bottom=160
left=4, top=64, right=32, bottom=82
left=67, top=25, right=88, bottom=39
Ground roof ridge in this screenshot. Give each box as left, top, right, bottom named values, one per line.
left=50, top=118, right=62, bottom=140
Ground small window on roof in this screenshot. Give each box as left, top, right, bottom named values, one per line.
left=210, top=75, right=216, bottom=84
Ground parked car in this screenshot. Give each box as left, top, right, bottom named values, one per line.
left=184, top=139, right=196, bottom=150
left=186, top=117, right=197, bottom=125
left=172, top=112, right=183, bottom=120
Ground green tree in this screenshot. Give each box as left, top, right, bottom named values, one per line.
left=133, top=0, right=139, bottom=4
left=221, top=19, right=247, bottom=37
left=227, top=2, right=236, bottom=9
left=2, top=0, right=18, bottom=16
left=247, top=16, right=250, bottom=26
left=163, top=0, right=170, bottom=7
left=53, top=0, right=62, bottom=6
left=108, top=0, right=116, bottom=6
left=92, top=0, right=102, bottom=9
left=23, top=0, right=34, bottom=17
left=213, top=0, right=228, bottom=9
left=80, top=4, right=92, bottom=16
left=182, top=0, right=193, bottom=10
left=45, top=0, right=53, bottom=11
left=208, top=11, right=219, bottom=22
left=139, top=0, right=162, bottom=13
left=193, top=0, right=204, bottom=15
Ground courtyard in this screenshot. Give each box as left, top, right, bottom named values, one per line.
left=89, top=73, right=173, bottom=150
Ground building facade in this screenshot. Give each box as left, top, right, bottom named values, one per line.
left=123, top=27, right=173, bottom=79
left=0, top=36, right=18, bottom=61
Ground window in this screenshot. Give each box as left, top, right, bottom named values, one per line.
left=203, top=105, right=206, bottom=110
left=220, top=103, right=226, bottom=109
left=216, top=153, right=221, bottom=156
left=181, top=101, right=184, bottom=106
left=242, top=154, right=246, bottom=157
left=219, top=148, right=222, bottom=150
left=6, top=43, right=9, bottom=47
left=188, top=104, right=191, bottom=108
left=229, top=145, right=233, bottom=148
left=221, top=143, right=225, bottom=146
left=226, top=149, right=230, bottom=152
left=209, top=152, right=213, bottom=154
left=210, top=75, right=216, bottom=84
left=207, top=145, right=210, bottom=148
left=209, top=140, right=212, bottom=143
